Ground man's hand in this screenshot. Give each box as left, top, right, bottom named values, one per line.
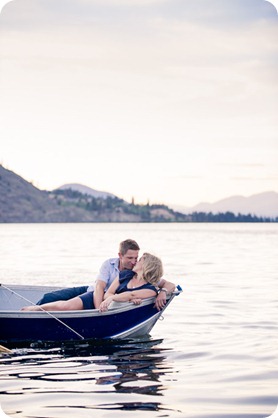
left=99, top=296, right=113, bottom=312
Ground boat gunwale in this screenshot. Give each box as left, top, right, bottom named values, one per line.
left=0, top=283, right=181, bottom=319
left=0, top=297, right=159, bottom=318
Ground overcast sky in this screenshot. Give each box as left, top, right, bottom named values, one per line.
left=0, top=0, right=277, bottom=207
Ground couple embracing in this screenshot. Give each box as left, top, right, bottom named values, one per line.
left=22, top=239, right=176, bottom=312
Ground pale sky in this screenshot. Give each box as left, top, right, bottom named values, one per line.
left=0, top=0, right=277, bottom=208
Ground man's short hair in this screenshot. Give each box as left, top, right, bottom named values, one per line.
left=119, top=239, right=140, bottom=255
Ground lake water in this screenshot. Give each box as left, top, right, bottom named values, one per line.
left=0, top=223, right=277, bottom=418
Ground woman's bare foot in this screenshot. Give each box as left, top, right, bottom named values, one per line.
left=21, top=305, right=41, bottom=311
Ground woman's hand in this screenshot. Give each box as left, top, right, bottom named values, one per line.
left=131, top=298, right=142, bottom=305
left=154, top=291, right=167, bottom=311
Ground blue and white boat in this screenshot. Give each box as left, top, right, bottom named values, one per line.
left=0, top=284, right=181, bottom=347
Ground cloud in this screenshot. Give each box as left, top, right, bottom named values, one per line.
left=219, top=163, right=265, bottom=168
left=1, top=0, right=277, bottom=205
left=0, top=0, right=13, bottom=13
left=232, top=176, right=278, bottom=181
left=1, top=0, right=277, bottom=29
left=264, top=0, right=278, bottom=13
left=170, top=175, right=203, bottom=180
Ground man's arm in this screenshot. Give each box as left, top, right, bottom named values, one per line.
left=103, top=277, right=120, bottom=300
left=93, top=259, right=113, bottom=308
left=155, top=279, right=176, bottom=310
left=93, top=280, right=106, bottom=309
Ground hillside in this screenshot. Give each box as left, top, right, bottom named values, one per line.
left=0, top=165, right=99, bottom=222
left=1, top=165, right=276, bottom=223
left=0, top=165, right=187, bottom=223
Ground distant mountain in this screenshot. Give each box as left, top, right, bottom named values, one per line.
left=172, top=192, right=278, bottom=218
left=56, top=183, right=117, bottom=199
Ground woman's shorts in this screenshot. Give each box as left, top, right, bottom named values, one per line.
left=78, top=291, right=95, bottom=310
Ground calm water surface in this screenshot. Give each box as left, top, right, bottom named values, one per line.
left=0, top=223, right=277, bottom=418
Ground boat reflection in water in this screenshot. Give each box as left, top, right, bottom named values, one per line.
left=0, top=337, right=180, bottom=415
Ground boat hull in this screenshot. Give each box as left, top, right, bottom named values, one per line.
left=0, top=284, right=179, bottom=346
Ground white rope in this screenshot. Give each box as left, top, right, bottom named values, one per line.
left=1, top=284, right=84, bottom=340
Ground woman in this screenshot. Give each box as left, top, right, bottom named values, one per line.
left=99, top=252, right=163, bottom=312
left=21, top=253, right=164, bottom=312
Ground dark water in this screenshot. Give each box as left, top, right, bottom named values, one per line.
left=0, top=338, right=184, bottom=417
left=0, top=223, right=278, bottom=417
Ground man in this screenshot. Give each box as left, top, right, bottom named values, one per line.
left=89, top=238, right=140, bottom=309
left=37, top=238, right=175, bottom=310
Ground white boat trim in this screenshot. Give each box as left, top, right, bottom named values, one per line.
left=111, top=312, right=161, bottom=338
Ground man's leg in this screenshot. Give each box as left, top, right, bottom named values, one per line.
left=36, top=286, right=88, bottom=305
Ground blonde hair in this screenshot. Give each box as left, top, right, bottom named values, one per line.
left=141, top=252, right=163, bottom=285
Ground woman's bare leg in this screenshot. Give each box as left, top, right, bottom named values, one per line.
left=21, top=297, right=84, bottom=311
